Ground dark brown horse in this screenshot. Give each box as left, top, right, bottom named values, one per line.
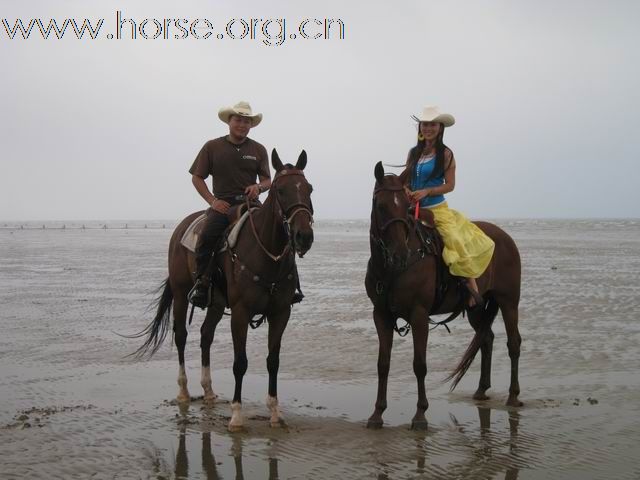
left=365, top=162, right=522, bottom=430
left=134, top=150, right=314, bottom=432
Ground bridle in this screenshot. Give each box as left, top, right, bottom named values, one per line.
left=247, top=169, right=314, bottom=262
left=371, top=183, right=413, bottom=268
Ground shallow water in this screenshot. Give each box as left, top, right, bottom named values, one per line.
left=1, top=219, right=639, bottom=479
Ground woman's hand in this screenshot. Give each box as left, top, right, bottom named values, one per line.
left=410, top=189, right=431, bottom=202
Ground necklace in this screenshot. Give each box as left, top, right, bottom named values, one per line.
left=422, top=147, right=435, bottom=156
left=226, top=135, right=245, bottom=151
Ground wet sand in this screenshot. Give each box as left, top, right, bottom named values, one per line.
left=1, top=220, right=639, bottom=479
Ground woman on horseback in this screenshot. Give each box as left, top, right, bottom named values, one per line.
left=401, top=105, right=494, bottom=306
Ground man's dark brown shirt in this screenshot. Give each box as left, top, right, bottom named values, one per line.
left=189, top=136, right=270, bottom=200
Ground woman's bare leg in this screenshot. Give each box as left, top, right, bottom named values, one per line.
left=467, top=277, right=480, bottom=307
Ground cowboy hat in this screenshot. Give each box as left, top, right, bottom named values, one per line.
left=411, top=105, right=455, bottom=127
left=218, top=101, right=262, bottom=127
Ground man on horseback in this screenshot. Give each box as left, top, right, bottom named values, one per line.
left=188, top=101, right=271, bottom=308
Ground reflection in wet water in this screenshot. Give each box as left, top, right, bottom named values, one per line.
left=477, top=407, right=521, bottom=480
left=372, top=406, right=523, bottom=480
left=173, top=431, right=280, bottom=480
left=167, top=404, right=524, bottom=480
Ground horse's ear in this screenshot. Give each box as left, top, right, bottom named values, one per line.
left=272, top=148, right=284, bottom=172
left=295, top=150, right=307, bottom=170
left=374, top=161, right=385, bottom=182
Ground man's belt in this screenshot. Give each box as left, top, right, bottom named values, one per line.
left=219, top=195, right=248, bottom=205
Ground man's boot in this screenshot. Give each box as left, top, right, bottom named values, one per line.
left=188, top=251, right=216, bottom=309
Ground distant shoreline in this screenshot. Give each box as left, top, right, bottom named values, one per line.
left=1, top=218, right=639, bottom=232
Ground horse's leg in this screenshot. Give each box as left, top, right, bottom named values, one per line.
left=173, top=291, right=190, bottom=403
left=410, top=307, right=429, bottom=430
left=367, top=308, right=394, bottom=429
left=228, top=306, right=250, bottom=432
left=499, top=300, right=523, bottom=407
left=265, top=308, right=291, bottom=428
left=200, top=294, right=225, bottom=405
left=468, top=307, right=495, bottom=401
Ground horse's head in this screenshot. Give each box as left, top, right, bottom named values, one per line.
left=271, top=149, right=314, bottom=257
left=371, top=161, right=412, bottom=269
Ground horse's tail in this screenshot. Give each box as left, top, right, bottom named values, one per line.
left=126, top=277, right=173, bottom=360
left=444, top=295, right=500, bottom=391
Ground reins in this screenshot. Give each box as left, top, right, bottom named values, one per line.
left=246, top=170, right=314, bottom=262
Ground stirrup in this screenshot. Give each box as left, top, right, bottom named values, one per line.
left=291, top=291, right=305, bottom=305
left=188, top=279, right=212, bottom=309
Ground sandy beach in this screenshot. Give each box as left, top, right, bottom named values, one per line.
left=1, top=219, right=639, bottom=479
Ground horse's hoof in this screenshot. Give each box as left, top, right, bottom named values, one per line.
left=270, top=418, right=287, bottom=428
left=411, top=420, right=428, bottom=431
left=366, top=419, right=383, bottom=429
left=228, top=422, right=245, bottom=433
left=203, top=394, right=218, bottom=406
left=176, top=393, right=191, bottom=404
left=473, top=391, right=490, bottom=401
left=506, top=398, right=524, bottom=407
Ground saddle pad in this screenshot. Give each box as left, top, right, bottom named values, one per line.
left=224, top=208, right=258, bottom=250
left=180, top=209, right=258, bottom=254
left=180, top=213, right=207, bottom=253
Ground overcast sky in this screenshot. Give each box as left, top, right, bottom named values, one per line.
left=1, top=0, right=639, bottom=220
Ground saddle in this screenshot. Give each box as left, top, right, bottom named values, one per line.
left=407, top=206, right=469, bottom=315
left=226, top=203, right=253, bottom=224
left=179, top=203, right=259, bottom=254
left=410, top=205, right=436, bottom=229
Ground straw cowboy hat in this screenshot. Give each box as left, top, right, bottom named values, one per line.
left=218, top=101, right=263, bottom=127
left=411, top=105, right=455, bottom=127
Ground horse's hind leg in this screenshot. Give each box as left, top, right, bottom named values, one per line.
left=468, top=301, right=497, bottom=401
left=410, top=307, right=429, bottom=430
left=265, top=308, right=291, bottom=428
left=499, top=300, right=523, bottom=407
left=228, top=306, right=250, bottom=432
left=173, top=291, right=190, bottom=403
left=367, top=308, right=394, bottom=429
left=200, top=292, right=225, bottom=405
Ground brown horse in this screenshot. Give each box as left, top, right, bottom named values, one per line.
left=134, top=150, right=314, bottom=432
left=365, top=162, right=522, bottom=430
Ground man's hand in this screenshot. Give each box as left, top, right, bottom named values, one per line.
left=210, top=198, right=230, bottom=214
left=245, top=184, right=260, bottom=200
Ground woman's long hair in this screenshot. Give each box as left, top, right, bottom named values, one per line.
left=401, top=123, right=449, bottom=186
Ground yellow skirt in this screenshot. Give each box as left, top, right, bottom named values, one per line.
left=427, top=202, right=495, bottom=278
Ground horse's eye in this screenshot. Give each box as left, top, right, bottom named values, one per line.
left=308, top=183, right=314, bottom=193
